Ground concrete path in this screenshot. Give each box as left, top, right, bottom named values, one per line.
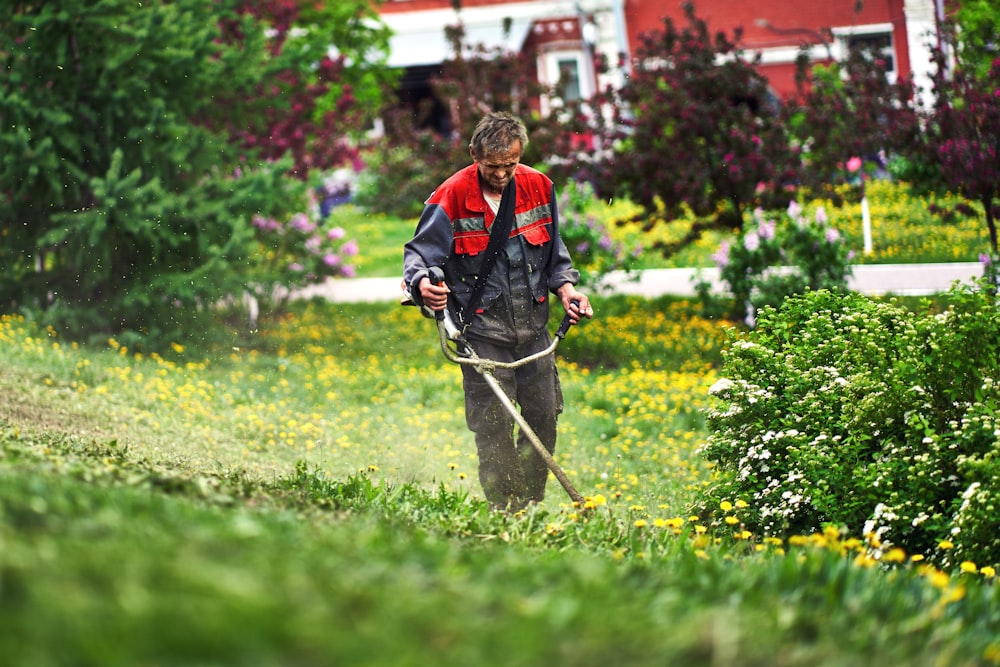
left=295, top=262, right=985, bottom=304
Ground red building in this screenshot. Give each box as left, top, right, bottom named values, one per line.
left=378, top=0, right=948, bottom=108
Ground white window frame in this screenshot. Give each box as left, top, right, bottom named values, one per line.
left=538, top=48, right=594, bottom=115
left=831, top=23, right=897, bottom=83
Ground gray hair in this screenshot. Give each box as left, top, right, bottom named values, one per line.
left=469, top=111, right=528, bottom=158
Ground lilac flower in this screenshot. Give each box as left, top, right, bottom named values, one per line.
left=252, top=215, right=280, bottom=232
left=327, top=227, right=346, bottom=241
left=787, top=200, right=802, bottom=220
left=744, top=230, right=761, bottom=252
left=599, top=234, right=614, bottom=250
left=576, top=242, right=591, bottom=254
left=289, top=262, right=304, bottom=272
left=305, top=236, right=322, bottom=253
left=323, top=253, right=340, bottom=267
left=758, top=218, right=776, bottom=241
left=815, top=206, right=828, bottom=224
left=341, top=240, right=359, bottom=256
left=752, top=207, right=766, bottom=226
left=825, top=228, right=841, bottom=243
left=341, top=265, right=356, bottom=278
left=712, top=240, right=731, bottom=268
left=289, top=213, right=315, bottom=234
left=980, top=253, right=993, bottom=266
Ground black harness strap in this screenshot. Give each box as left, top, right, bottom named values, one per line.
left=459, top=177, right=516, bottom=328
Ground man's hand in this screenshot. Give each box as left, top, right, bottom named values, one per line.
left=555, top=283, right=593, bottom=325
left=419, top=276, right=450, bottom=311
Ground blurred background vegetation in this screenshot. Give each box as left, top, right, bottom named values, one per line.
left=1, top=0, right=998, bottom=348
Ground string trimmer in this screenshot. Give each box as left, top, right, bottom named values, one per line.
left=403, top=266, right=587, bottom=506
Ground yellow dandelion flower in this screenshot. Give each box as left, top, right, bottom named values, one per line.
left=910, top=554, right=925, bottom=563
left=724, top=516, right=740, bottom=525
left=938, top=540, right=954, bottom=550
left=734, top=499, right=748, bottom=508
left=960, top=561, right=978, bottom=574
left=634, top=519, right=648, bottom=528
left=882, top=548, right=907, bottom=564
left=980, top=566, right=996, bottom=578
left=694, top=524, right=707, bottom=534
left=720, top=500, right=733, bottom=512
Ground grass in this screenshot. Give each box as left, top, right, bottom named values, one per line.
left=3, top=293, right=1000, bottom=665
left=1, top=181, right=998, bottom=665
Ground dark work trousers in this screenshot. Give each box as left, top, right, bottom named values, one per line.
left=461, top=331, right=564, bottom=511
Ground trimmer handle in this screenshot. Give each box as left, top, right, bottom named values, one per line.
left=555, top=299, right=580, bottom=339
left=426, top=266, right=446, bottom=321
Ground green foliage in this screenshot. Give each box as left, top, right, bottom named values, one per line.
left=599, top=2, right=794, bottom=230
left=0, top=1, right=388, bottom=346
left=556, top=181, right=636, bottom=293
left=952, top=0, right=1000, bottom=81
left=3, top=388, right=1000, bottom=665
left=240, top=193, right=359, bottom=327
left=786, top=48, right=921, bottom=205
left=0, top=1, right=271, bottom=344
left=698, top=201, right=854, bottom=323
left=701, top=285, right=1000, bottom=567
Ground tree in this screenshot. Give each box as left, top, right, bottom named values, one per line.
left=785, top=46, right=922, bottom=204
left=0, top=1, right=389, bottom=345
left=581, top=2, right=797, bottom=252
left=927, top=55, right=1000, bottom=257
left=950, top=0, right=1000, bottom=81
left=225, top=0, right=395, bottom=178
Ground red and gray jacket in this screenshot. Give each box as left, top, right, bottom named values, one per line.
left=403, top=163, right=579, bottom=343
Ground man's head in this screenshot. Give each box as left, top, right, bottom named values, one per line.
left=469, top=112, right=528, bottom=196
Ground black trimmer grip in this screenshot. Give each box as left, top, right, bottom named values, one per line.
left=556, top=299, right=579, bottom=339
left=428, top=266, right=446, bottom=321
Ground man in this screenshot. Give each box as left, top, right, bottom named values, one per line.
left=403, top=111, right=593, bottom=511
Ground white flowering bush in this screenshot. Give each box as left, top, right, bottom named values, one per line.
left=700, top=284, right=1000, bottom=566
left=700, top=202, right=854, bottom=324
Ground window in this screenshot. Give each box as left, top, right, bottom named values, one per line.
left=832, top=24, right=896, bottom=82
left=847, top=32, right=895, bottom=73
left=557, top=57, right=582, bottom=101
left=541, top=50, right=592, bottom=110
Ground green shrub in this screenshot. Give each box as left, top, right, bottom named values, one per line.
left=700, top=284, right=1000, bottom=566
left=698, top=202, right=854, bottom=323
left=557, top=181, right=637, bottom=293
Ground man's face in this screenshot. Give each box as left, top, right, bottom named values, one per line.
left=472, top=140, right=522, bottom=196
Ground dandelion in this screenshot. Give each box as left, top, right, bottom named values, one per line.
left=960, top=561, right=978, bottom=574
left=634, top=519, right=648, bottom=528
left=981, top=566, right=996, bottom=578
left=939, top=540, right=955, bottom=550
left=882, top=548, right=907, bottom=563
